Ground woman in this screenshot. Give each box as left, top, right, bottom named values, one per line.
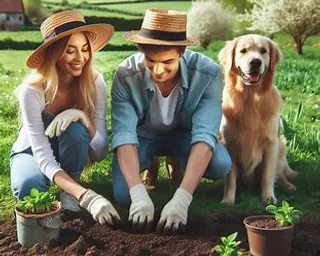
left=10, top=10, right=120, bottom=225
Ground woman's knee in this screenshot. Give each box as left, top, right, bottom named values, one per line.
left=60, top=122, right=89, bottom=146
left=12, top=175, right=50, bottom=200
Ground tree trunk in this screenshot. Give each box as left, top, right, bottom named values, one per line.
left=293, top=35, right=303, bottom=55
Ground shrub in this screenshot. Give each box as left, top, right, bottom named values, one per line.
left=187, top=0, right=235, bottom=49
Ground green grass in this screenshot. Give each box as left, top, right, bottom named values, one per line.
left=0, top=31, right=132, bottom=47
left=0, top=36, right=319, bottom=223
left=99, top=1, right=192, bottom=14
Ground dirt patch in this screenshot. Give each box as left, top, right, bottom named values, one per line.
left=0, top=212, right=319, bottom=256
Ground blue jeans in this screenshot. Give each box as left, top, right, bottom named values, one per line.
left=10, top=113, right=90, bottom=200
left=112, top=129, right=231, bottom=204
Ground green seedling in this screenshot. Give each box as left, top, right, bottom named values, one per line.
left=213, top=232, right=242, bottom=256
left=16, top=188, right=55, bottom=214
left=266, top=200, right=303, bottom=226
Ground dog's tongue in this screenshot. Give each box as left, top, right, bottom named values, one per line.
left=247, top=74, right=260, bottom=82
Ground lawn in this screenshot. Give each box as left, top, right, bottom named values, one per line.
left=0, top=34, right=319, bottom=224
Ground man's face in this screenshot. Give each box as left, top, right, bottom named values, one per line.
left=144, top=49, right=181, bottom=84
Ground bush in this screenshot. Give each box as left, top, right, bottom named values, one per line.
left=187, top=0, right=235, bottom=49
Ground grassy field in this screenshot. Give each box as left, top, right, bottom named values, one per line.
left=0, top=31, right=132, bottom=46
left=98, top=1, right=192, bottom=13
left=0, top=33, right=319, bottom=223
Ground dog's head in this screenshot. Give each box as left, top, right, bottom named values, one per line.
left=219, top=34, right=281, bottom=87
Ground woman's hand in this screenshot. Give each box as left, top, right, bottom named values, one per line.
left=45, top=109, right=89, bottom=138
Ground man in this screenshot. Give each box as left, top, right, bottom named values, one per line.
left=111, top=9, right=231, bottom=234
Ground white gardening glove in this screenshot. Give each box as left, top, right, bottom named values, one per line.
left=79, top=189, right=120, bottom=225
left=156, top=188, right=193, bottom=234
left=45, top=109, right=90, bottom=138
left=129, top=184, right=154, bottom=231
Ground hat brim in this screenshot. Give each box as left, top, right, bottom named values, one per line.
left=123, top=30, right=198, bottom=46
left=26, top=23, right=114, bottom=69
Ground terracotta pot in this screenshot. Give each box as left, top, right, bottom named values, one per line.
left=243, top=215, right=293, bottom=256
left=15, top=201, right=62, bottom=248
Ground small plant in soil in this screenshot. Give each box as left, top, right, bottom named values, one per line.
left=16, top=188, right=56, bottom=214
left=213, top=232, right=242, bottom=256
left=265, top=200, right=303, bottom=226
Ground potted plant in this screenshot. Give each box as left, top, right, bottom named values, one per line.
left=243, top=200, right=303, bottom=256
left=15, top=188, right=62, bottom=247
left=212, top=232, right=242, bottom=256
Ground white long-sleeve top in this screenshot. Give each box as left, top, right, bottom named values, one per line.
left=12, top=73, right=108, bottom=181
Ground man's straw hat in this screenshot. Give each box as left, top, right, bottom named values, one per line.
left=26, top=10, right=114, bottom=69
left=124, top=9, right=197, bottom=46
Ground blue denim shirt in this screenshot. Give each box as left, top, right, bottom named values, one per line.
left=111, top=49, right=223, bottom=151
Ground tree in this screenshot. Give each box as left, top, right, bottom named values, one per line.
left=23, top=0, right=51, bottom=25
left=243, top=0, right=320, bottom=55
left=188, top=0, right=235, bottom=49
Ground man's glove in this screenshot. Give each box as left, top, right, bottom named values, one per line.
left=79, top=189, right=120, bottom=225
left=45, top=109, right=89, bottom=138
left=129, top=184, right=154, bottom=231
left=156, top=188, right=193, bottom=234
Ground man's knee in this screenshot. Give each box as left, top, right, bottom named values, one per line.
left=113, top=186, right=130, bottom=204
left=205, top=144, right=231, bottom=179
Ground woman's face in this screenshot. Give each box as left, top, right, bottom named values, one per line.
left=57, top=32, right=90, bottom=78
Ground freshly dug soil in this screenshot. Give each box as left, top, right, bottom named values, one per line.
left=0, top=212, right=319, bottom=256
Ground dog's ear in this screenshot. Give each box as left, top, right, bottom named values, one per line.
left=268, top=39, right=282, bottom=71
left=219, top=38, right=238, bottom=71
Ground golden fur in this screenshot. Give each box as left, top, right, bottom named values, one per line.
left=218, top=34, right=297, bottom=205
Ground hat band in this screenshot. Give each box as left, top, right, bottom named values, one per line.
left=138, top=28, right=186, bottom=41
left=44, top=21, right=86, bottom=41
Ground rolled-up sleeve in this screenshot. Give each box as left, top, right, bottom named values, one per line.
left=111, top=70, right=139, bottom=150
left=191, top=68, right=223, bottom=151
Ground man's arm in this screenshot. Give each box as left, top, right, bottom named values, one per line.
left=111, top=69, right=154, bottom=231
left=157, top=65, right=223, bottom=234
left=180, top=142, right=213, bottom=194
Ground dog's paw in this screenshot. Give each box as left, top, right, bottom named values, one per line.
left=283, top=183, right=297, bottom=193
left=220, top=197, right=235, bottom=205
left=262, top=194, right=277, bottom=205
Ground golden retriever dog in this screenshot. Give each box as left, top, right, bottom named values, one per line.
left=218, top=34, right=297, bottom=205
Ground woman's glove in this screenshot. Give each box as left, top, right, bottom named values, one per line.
left=45, top=109, right=89, bottom=138
left=129, top=184, right=154, bottom=231
left=79, top=189, right=120, bottom=225
left=156, top=188, right=193, bottom=234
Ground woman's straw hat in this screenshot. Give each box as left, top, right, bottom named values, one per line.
left=124, top=9, right=197, bottom=46
left=26, top=10, right=114, bottom=69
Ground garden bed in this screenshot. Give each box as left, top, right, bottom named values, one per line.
left=0, top=212, right=319, bottom=255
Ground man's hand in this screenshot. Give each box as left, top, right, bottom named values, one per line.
left=129, top=184, right=154, bottom=232
left=156, top=188, right=192, bottom=234
left=79, top=189, right=120, bottom=225
left=45, top=109, right=89, bottom=138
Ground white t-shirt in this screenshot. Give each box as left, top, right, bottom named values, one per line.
left=12, top=73, right=108, bottom=181
left=145, top=83, right=180, bottom=132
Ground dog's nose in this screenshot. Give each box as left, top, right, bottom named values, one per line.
left=250, top=58, right=262, bottom=69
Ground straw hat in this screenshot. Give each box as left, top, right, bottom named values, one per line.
left=124, top=9, right=197, bottom=46
left=26, top=10, right=114, bottom=69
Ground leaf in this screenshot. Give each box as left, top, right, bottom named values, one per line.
left=266, top=205, right=277, bottom=213
left=228, top=232, right=238, bottom=242
left=30, top=188, right=40, bottom=197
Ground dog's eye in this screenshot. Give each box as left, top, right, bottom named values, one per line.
left=260, top=48, right=267, bottom=54
left=240, top=48, right=247, bottom=54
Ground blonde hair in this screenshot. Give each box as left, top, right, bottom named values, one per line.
left=24, top=32, right=96, bottom=123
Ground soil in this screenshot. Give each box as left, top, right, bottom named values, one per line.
left=0, top=212, right=319, bottom=256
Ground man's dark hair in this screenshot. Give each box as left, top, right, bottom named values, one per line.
left=138, top=44, right=186, bottom=55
